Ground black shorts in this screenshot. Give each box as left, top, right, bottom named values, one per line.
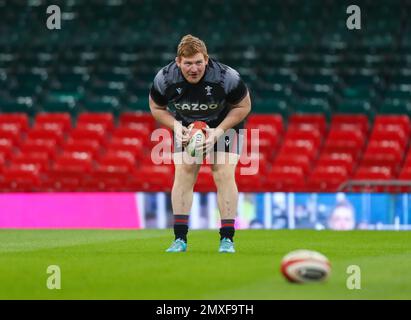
left=174, top=119, right=245, bottom=155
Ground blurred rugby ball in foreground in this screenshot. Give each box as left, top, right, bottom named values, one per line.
left=280, top=249, right=331, bottom=283
left=186, top=121, right=208, bottom=157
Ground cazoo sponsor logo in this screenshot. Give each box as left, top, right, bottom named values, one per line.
left=174, top=103, right=219, bottom=111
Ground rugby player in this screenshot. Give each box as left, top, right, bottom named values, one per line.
left=149, top=35, right=251, bottom=253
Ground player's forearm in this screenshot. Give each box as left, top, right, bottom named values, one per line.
left=150, top=108, right=178, bottom=131
left=217, top=106, right=251, bottom=132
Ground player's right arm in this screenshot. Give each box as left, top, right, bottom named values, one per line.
left=148, top=96, right=189, bottom=145
left=148, top=95, right=177, bottom=130
left=149, top=70, right=189, bottom=144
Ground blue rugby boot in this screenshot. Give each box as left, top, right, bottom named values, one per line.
left=219, top=238, right=235, bottom=253
left=166, top=238, right=187, bottom=252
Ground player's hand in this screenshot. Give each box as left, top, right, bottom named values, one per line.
left=174, top=123, right=190, bottom=147
left=198, top=127, right=225, bottom=155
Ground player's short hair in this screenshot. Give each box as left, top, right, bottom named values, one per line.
left=177, top=34, right=208, bottom=60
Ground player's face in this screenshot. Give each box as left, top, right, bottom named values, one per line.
left=176, top=53, right=208, bottom=84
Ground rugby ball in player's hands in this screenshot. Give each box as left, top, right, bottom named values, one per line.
left=186, top=121, right=209, bottom=157
left=280, top=249, right=331, bottom=283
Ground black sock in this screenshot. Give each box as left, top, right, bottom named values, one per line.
left=219, top=219, right=235, bottom=242
left=174, top=215, right=189, bottom=243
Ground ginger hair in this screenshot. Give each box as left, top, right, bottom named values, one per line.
left=177, top=34, right=208, bottom=59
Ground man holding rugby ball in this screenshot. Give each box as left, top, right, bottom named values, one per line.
left=149, top=35, right=251, bottom=253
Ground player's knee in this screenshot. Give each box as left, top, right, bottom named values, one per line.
left=212, top=166, right=235, bottom=186
left=181, top=164, right=198, bottom=177
left=174, top=165, right=198, bottom=186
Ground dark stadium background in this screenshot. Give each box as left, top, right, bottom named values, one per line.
left=0, top=0, right=411, bottom=300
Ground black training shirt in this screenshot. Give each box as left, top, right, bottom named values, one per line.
left=149, top=58, right=248, bottom=125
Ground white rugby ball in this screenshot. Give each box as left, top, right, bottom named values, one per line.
left=186, top=121, right=208, bottom=157
left=280, top=249, right=331, bottom=283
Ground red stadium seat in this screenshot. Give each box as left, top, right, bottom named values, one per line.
left=124, top=121, right=155, bottom=134
left=83, top=164, right=131, bottom=191
left=27, top=127, right=65, bottom=146
left=322, top=128, right=365, bottom=159
left=19, top=139, right=58, bottom=159
left=331, top=122, right=364, bottom=133
left=245, top=131, right=279, bottom=158
left=331, top=114, right=369, bottom=135
left=306, top=165, right=348, bottom=191
left=35, top=113, right=72, bottom=133
left=63, top=139, right=101, bottom=159
left=49, top=152, right=93, bottom=178
left=235, top=167, right=263, bottom=192
left=316, top=152, right=354, bottom=174
left=327, top=128, right=365, bottom=148
left=119, top=112, right=157, bottom=132
left=98, top=152, right=137, bottom=172
left=33, top=122, right=66, bottom=134
left=274, top=153, right=312, bottom=175
left=0, top=123, right=25, bottom=137
left=370, top=124, right=407, bottom=150
left=322, top=143, right=360, bottom=161
left=0, top=113, right=29, bottom=132
left=245, top=122, right=279, bottom=139
left=142, top=150, right=173, bottom=166
left=350, top=166, right=394, bottom=192
left=43, top=170, right=82, bottom=191
left=1, top=164, right=41, bottom=191
left=279, top=139, right=317, bottom=161
left=374, top=115, right=410, bottom=136
left=238, top=152, right=269, bottom=175
left=364, top=140, right=403, bottom=162
left=76, top=122, right=109, bottom=134
left=55, top=151, right=93, bottom=168
left=0, top=125, right=22, bottom=146
left=244, top=122, right=278, bottom=139
left=136, top=165, right=174, bottom=192
left=353, top=166, right=393, bottom=180
left=112, top=126, right=151, bottom=148
left=77, top=112, right=114, bottom=132
left=288, top=114, right=326, bottom=135
left=45, top=152, right=94, bottom=191
left=0, top=138, right=15, bottom=159
left=284, top=124, right=322, bottom=149
left=11, top=152, right=50, bottom=171
left=245, top=114, right=283, bottom=133
left=360, top=153, right=401, bottom=173
left=106, top=137, right=145, bottom=160
left=244, top=121, right=280, bottom=156
left=264, top=165, right=305, bottom=191
left=69, top=126, right=107, bottom=146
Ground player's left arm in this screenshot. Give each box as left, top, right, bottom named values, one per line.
left=203, top=91, right=251, bottom=154
left=202, top=68, right=251, bottom=154
left=216, top=91, right=251, bottom=132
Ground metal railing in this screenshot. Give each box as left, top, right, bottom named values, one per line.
left=338, top=180, right=411, bottom=192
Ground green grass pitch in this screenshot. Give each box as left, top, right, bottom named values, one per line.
left=0, top=229, right=410, bottom=299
